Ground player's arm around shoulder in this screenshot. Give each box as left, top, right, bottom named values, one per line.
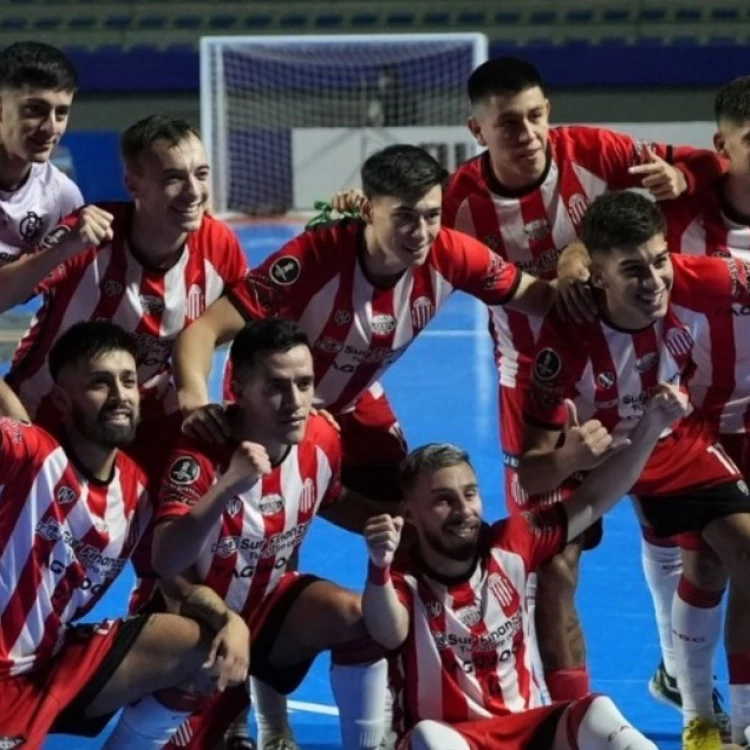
left=362, top=514, right=410, bottom=651
left=671, top=252, right=750, bottom=309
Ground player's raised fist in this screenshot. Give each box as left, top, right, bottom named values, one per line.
left=68, top=205, right=115, bottom=253
left=330, top=188, right=366, bottom=215
left=644, top=383, right=689, bottom=428
left=364, top=514, right=404, bottom=569
left=223, top=440, right=271, bottom=493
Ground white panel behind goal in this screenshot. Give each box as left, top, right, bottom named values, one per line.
left=200, top=33, right=488, bottom=217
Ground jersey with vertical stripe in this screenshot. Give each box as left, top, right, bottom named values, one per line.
left=390, top=505, right=566, bottom=728
left=0, top=161, right=83, bottom=263
left=663, top=183, right=750, bottom=434
left=0, top=418, right=149, bottom=678
left=155, top=414, right=341, bottom=618
left=6, top=202, right=248, bottom=421
left=525, top=254, right=750, bottom=495
left=442, top=126, right=726, bottom=390
left=225, top=219, right=521, bottom=414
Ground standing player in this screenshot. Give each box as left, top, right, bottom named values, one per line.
left=331, top=56, right=726, bottom=705
left=153, top=319, right=389, bottom=750
left=523, top=190, right=750, bottom=749
left=361, top=382, right=687, bottom=750
left=0, top=320, right=250, bottom=748
left=173, top=143, right=553, bottom=507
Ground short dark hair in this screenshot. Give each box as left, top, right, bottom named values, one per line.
left=468, top=57, right=544, bottom=106
left=361, top=145, right=448, bottom=205
left=49, top=321, right=138, bottom=383
left=399, top=443, right=473, bottom=497
left=580, top=191, right=666, bottom=254
left=120, top=115, right=201, bottom=171
left=715, top=76, right=750, bottom=127
left=0, top=42, right=77, bottom=93
left=230, top=318, right=310, bottom=377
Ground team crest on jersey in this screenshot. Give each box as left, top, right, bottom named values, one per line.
left=259, top=493, right=284, bottom=515
left=371, top=314, right=397, bottom=336
left=567, top=193, right=588, bottom=226
left=169, top=457, right=201, bottom=486
left=140, top=294, right=165, bottom=315
left=19, top=210, right=43, bottom=243
left=596, top=371, right=616, bottom=389
left=316, top=337, right=344, bottom=355
left=270, top=256, right=301, bottom=285
left=227, top=497, right=243, bottom=517
left=534, top=348, right=561, bottom=381
left=334, top=309, right=352, bottom=326
left=455, top=605, right=482, bottom=628
left=56, top=485, right=77, bottom=505
left=425, top=601, right=443, bottom=618
left=39, top=224, right=71, bottom=250
left=0, top=736, right=26, bottom=749
left=300, top=478, right=316, bottom=513
left=522, top=219, right=551, bottom=242
left=635, top=352, right=658, bottom=373
left=665, top=327, right=694, bottom=358
left=411, top=296, right=434, bottom=330
left=103, top=280, right=123, bottom=298
left=186, top=284, right=204, bottom=320
left=488, top=571, right=518, bottom=612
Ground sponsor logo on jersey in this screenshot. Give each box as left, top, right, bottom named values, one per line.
left=19, top=210, right=43, bottom=243
left=665, top=326, right=694, bottom=358
left=455, top=605, right=482, bottom=628
left=56, top=485, right=77, bottom=505
left=522, top=218, right=551, bottom=242
left=259, top=493, right=284, bottom=515
left=300, top=478, right=316, bottom=514
left=596, top=370, right=616, bottom=389
left=36, top=517, right=63, bottom=543
left=269, top=256, right=301, bottom=285
left=411, top=296, right=434, bottom=330
left=38, top=224, right=71, bottom=250
left=212, top=536, right=239, bottom=558
left=371, top=314, right=397, bottom=336
left=139, top=294, right=165, bottom=315
left=92, top=517, right=109, bottom=534
left=0, top=735, right=26, bottom=748
left=316, top=337, right=344, bottom=355
left=334, top=309, right=352, bottom=326
left=103, top=279, right=123, bottom=298
left=534, top=348, right=561, bottom=381
left=169, top=457, right=201, bottom=486
left=567, top=193, right=588, bottom=225
left=635, top=352, right=658, bottom=373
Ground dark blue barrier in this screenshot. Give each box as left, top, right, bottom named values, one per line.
left=66, top=42, right=750, bottom=93
left=58, top=132, right=129, bottom=203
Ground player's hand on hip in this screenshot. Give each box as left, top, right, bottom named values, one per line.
left=644, top=383, right=690, bottom=428
left=203, top=611, right=250, bottom=692
left=561, top=400, right=629, bottom=470
left=182, top=403, right=232, bottom=444
left=556, top=241, right=596, bottom=323
left=330, top=189, right=366, bottom=215
left=65, top=205, right=115, bottom=255
left=364, top=514, right=404, bottom=568
left=223, top=441, right=272, bottom=494
left=628, top=145, right=688, bottom=200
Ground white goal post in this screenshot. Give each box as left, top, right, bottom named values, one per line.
left=200, top=33, right=488, bottom=217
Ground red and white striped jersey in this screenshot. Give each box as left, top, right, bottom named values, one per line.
left=226, top=220, right=520, bottom=414
left=390, top=506, right=566, bottom=728
left=442, top=126, right=726, bottom=389
left=664, top=185, right=750, bottom=434
left=0, top=162, right=83, bottom=264
left=525, top=254, right=750, bottom=495
left=7, top=202, right=248, bottom=421
left=155, top=414, right=341, bottom=617
left=0, top=418, right=150, bottom=678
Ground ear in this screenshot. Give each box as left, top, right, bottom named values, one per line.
left=49, top=384, right=71, bottom=416
left=589, top=262, right=607, bottom=290
left=713, top=131, right=726, bottom=157
left=467, top=116, right=486, bottom=147
left=401, top=499, right=414, bottom=525
left=545, top=98, right=552, bottom=119
left=359, top=197, right=374, bottom=225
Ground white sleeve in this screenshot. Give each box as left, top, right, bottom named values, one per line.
left=56, top=173, right=84, bottom=219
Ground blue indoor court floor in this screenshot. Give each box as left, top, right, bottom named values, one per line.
left=42, top=222, right=715, bottom=749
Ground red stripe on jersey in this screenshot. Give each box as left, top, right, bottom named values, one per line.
left=204, top=494, right=245, bottom=602
left=633, top=326, right=660, bottom=397
left=586, top=323, right=622, bottom=433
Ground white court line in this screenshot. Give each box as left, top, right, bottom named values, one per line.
left=288, top=699, right=339, bottom=716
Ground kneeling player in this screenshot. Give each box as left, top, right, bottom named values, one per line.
left=360, top=387, right=686, bottom=749
left=0, top=322, right=248, bottom=748
left=153, top=318, right=388, bottom=750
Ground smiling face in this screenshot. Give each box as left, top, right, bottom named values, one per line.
left=590, top=233, right=674, bottom=329
left=468, top=85, right=551, bottom=189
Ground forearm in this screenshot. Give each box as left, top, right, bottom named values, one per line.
left=362, top=574, right=408, bottom=651
left=173, top=320, right=217, bottom=409
left=518, top=446, right=578, bottom=495
left=564, top=419, right=664, bottom=540
left=0, top=244, right=71, bottom=314
left=504, top=275, right=555, bottom=318
left=0, top=381, right=29, bottom=421
left=153, top=481, right=238, bottom=577
left=557, top=240, right=591, bottom=279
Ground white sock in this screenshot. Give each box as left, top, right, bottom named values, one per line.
left=730, top=684, right=750, bottom=744
left=330, top=659, right=387, bottom=750
left=102, top=694, right=194, bottom=749
left=672, top=580, right=723, bottom=725
left=570, top=695, right=657, bottom=749
left=640, top=538, right=681, bottom=677
left=251, top=677, right=292, bottom=746
left=408, top=720, right=471, bottom=750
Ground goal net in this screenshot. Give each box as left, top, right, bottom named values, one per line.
left=200, top=33, right=488, bottom=217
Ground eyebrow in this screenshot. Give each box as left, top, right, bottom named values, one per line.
left=620, top=251, right=669, bottom=267
left=430, top=483, right=478, bottom=494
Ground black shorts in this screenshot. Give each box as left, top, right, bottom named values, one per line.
left=52, top=614, right=150, bottom=737
left=635, top=479, right=750, bottom=539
